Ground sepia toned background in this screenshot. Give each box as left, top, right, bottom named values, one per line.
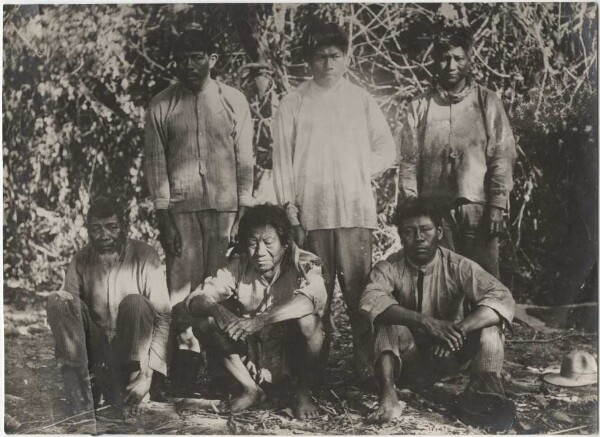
left=3, top=3, right=598, bottom=434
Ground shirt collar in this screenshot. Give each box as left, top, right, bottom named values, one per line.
left=311, top=76, right=346, bottom=94
left=90, top=238, right=129, bottom=264
left=434, top=78, right=474, bottom=104
left=405, top=247, right=440, bottom=275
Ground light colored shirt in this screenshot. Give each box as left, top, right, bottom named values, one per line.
left=359, top=246, right=515, bottom=330
left=145, top=78, right=254, bottom=212
left=398, top=84, right=516, bottom=209
left=63, top=239, right=171, bottom=376
left=272, top=78, right=396, bottom=231
left=184, top=245, right=327, bottom=317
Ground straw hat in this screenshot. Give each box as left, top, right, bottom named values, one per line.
left=543, top=350, right=598, bottom=387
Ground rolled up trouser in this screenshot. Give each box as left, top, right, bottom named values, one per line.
left=374, top=324, right=505, bottom=386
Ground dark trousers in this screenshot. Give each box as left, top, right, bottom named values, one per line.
left=47, top=293, right=156, bottom=398
left=306, top=227, right=374, bottom=379
left=441, top=202, right=500, bottom=279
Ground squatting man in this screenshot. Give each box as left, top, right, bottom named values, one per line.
left=173, top=204, right=326, bottom=419
left=47, top=197, right=171, bottom=414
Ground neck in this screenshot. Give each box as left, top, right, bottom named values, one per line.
left=441, top=77, right=467, bottom=94
left=314, top=76, right=341, bottom=90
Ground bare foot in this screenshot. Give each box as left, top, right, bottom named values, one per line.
left=293, top=391, right=320, bottom=419
left=367, top=390, right=405, bottom=424
left=222, top=387, right=267, bottom=412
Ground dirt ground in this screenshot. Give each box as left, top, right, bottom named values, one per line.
left=3, top=294, right=598, bottom=435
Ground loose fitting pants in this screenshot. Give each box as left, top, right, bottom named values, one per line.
left=374, top=324, right=505, bottom=386
left=306, top=227, right=374, bottom=380
left=441, top=202, right=500, bottom=279
left=167, top=210, right=236, bottom=352
left=46, top=293, right=156, bottom=398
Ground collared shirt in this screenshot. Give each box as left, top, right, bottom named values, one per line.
left=63, top=239, right=171, bottom=376
left=398, top=84, right=517, bottom=209
left=184, top=245, right=327, bottom=317
left=272, top=78, right=396, bottom=231
left=359, top=246, right=515, bottom=330
left=145, top=78, right=254, bottom=212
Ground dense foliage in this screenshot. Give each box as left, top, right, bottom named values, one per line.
left=3, top=3, right=597, bottom=304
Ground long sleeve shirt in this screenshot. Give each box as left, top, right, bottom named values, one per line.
left=183, top=245, right=327, bottom=318
left=359, top=246, right=515, bottom=331
left=63, top=239, right=171, bottom=376
left=398, top=84, right=516, bottom=209
left=272, top=78, right=396, bottom=231
left=145, top=78, right=254, bottom=212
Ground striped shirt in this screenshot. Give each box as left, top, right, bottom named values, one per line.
left=63, top=239, right=171, bottom=376
left=272, top=78, right=396, bottom=231
left=145, top=78, right=254, bottom=212
left=359, top=246, right=515, bottom=330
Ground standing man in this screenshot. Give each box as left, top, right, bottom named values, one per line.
left=144, top=25, right=254, bottom=389
left=398, top=26, right=517, bottom=278
left=47, top=196, right=171, bottom=414
left=272, top=21, right=396, bottom=382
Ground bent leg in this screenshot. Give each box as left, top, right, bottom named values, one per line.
left=190, top=306, right=265, bottom=412
left=469, top=325, right=505, bottom=375
left=46, top=293, right=95, bottom=412
left=292, top=314, right=323, bottom=419
left=368, top=324, right=413, bottom=424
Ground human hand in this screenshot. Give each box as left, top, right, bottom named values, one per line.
left=293, top=225, right=307, bottom=249
left=225, top=317, right=264, bottom=342
left=124, top=370, right=153, bottom=407
left=157, top=210, right=181, bottom=256
left=486, top=206, right=504, bottom=236
left=421, top=317, right=466, bottom=352
left=230, top=207, right=247, bottom=244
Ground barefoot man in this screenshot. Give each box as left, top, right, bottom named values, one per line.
left=174, top=204, right=325, bottom=418
left=359, top=199, right=515, bottom=424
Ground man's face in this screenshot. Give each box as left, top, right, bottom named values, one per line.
left=309, top=45, right=347, bottom=89
left=176, top=50, right=217, bottom=92
left=88, top=215, right=125, bottom=254
left=434, top=45, right=471, bottom=90
left=399, top=216, right=442, bottom=266
left=246, top=225, right=286, bottom=276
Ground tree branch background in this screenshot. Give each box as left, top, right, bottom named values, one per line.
left=3, top=3, right=597, bottom=305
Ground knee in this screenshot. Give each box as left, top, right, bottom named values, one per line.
left=296, top=314, right=322, bottom=339
left=478, top=325, right=504, bottom=351
left=46, top=291, right=77, bottom=319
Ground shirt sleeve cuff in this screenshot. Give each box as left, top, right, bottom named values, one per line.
left=294, top=289, right=327, bottom=317
left=238, top=195, right=254, bottom=208
left=285, top=203, right=301, bottom=226
left=488, top=195, right=508, bottom=210
left=478, top=300, right=514, bottom=326
left=360, top=293, right=398, bottom=332
left=153, top=198, right=170, bottom=210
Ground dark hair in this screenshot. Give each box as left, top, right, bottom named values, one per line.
left=393, top=198, right=443, bottom=229
left=87, top=196, right=126, bottom=226
left=237, top=204, right=293, bottom=252
left=301, top=21, right=348, bottom=61
left=432, top=26, right=473, bottom=60
left=175, top=25, right=215, bottom=56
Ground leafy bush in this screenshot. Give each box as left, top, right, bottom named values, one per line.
left=3, top=4, right=597, bottom=304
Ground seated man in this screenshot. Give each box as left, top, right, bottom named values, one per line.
left=174, top=204, right=325, bottom=419
left=359, top=199, right=515, bottom=426
left=47, top=196, right=171, bottom=414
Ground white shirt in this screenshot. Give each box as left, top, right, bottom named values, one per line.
left=272, top=78, right=395, bottom=231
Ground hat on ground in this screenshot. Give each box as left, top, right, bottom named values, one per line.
left=543, top=350, right=598, bottom=387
